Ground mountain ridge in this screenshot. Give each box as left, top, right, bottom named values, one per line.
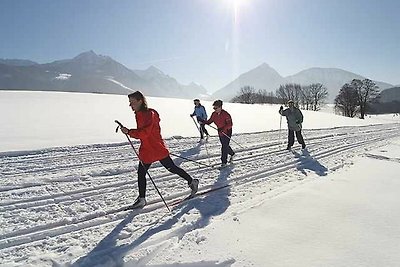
left=212, top=64, right=394, bottom=102
left=0, top=51, right=207, bottom=99
left=0, top=51, right=395, bottom=102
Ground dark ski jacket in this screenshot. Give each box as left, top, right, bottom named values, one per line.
left=279, top=107, right=303, bottom=131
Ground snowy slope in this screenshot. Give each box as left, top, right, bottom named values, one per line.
left=1, top=125, right=400, bottom=266
left=1, top=90, right=397, bottom=153
left=1, top=91, right=400, bottom=267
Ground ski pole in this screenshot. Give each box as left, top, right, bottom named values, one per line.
left=169, top=152, right=215, bottom=169
left=203, top=135, right=212, bottom=165
left=191, top=116, right=201, bottom=133
left=205, top=124, right=246, bottom=150
left=192, top=116, right=211, bottom=163
left=279, top=113, right=283, bottom=145
left=115, top=120, right=171, bottom=212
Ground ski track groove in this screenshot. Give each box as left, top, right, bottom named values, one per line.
left=1, top=125, right=396, bottom=209
left=0, top=124, right=399, bottom=253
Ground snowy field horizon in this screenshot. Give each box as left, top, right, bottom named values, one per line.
left=1, top=90, right=399, bottom=154
left=1, top=90, right=400, bottom=267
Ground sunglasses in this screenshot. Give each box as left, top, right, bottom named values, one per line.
left=213, top=106, right=221, bottom=110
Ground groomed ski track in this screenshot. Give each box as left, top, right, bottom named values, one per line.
left=1, top=123, right=400, bottom=266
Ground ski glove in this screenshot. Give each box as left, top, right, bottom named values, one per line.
left=218, top=127, right=223, bottom=132
left=121, top=127, right=129, bottom=135
left=296, top=120, right=301, bottom=124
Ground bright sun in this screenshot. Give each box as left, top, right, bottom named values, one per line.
left=228, top=0, right=248, bottom=23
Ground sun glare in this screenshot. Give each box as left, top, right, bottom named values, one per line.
left=221, top=0, right=248, bottom=21
left=227, top=0, right=248, bottom=23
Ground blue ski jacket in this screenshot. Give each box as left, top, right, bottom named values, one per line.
left=191, top=105, right=208, bottom=122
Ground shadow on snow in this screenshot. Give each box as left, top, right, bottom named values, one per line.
left=291, top=148, right=328, bottom=176
left=71, top=145, right=233, bottom=267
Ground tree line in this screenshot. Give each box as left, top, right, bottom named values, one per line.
left=232, top=83, right=328, bottom=111
left=232, top=78, right=388, bottom=119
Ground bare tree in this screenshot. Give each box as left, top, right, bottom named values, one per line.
left=276, top=83, right=302, bottom=105
left=231, top=86, right=256, bottom=104
left=300, top=85, right=313, bottom=110
left=356, top=79, right=380, bottom=119
left=309, top=83, right=328, bottom=111
left=334, top=83, right=359, bottom=117
left=232, top=87, right=280, bottom=104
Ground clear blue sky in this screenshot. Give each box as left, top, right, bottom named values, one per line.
left=1, top=0, right=399, bottom=92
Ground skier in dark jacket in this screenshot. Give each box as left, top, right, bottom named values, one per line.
left=190, top=99, right=209, bottom=141
left=279, top=100, right=306, bottom=150
left=120, top=91, right=199, bottom=209
left=203, top=100, right=235, bottom=167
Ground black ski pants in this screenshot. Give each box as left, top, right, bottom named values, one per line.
left=219, top=129, right=235, bottom=164
left=137, top=156, right=192, bottom=198
left=288, top=129, right=305, bottom=147
left=199, top=122, right=209, bottom=139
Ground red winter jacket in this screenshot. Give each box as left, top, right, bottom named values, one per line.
left=127, top=108, right=169, bottom=164
left=204, top=109, right=233, bottom=136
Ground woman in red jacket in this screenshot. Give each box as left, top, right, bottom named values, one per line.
left=203, top=100, right=235, bottom=167
left=121, top=91, right=199, bottom=209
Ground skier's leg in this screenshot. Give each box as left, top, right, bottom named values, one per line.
left=199, top=122, right=204, bottom=139
left=201, top=124, right=209, bottom=136
left=296, top=130, right=306, bottom=148
left=219, top=135, right=229, bottom=164
left=225, top=129, right=234, bottom=156
left=137, top=162, right=151, bottom=198
left=160, top=156, right=192, bottom=184
left=288, top=129, right=295, bottom=148
left=295, top=130, right=305, bottom=145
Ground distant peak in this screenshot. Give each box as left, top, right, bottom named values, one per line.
left=246, top=62, right=281, bottom=77
left=146, top=65, right=164, bottom=75
left=189, top=81, right=203, bottom=87
left=80, top=50, right=96, bottom=55
left=258, top=62, right=271, bottom=68
left=73, top=50, right=99, bottom=60
left=147, top=65, right=159, bottom=71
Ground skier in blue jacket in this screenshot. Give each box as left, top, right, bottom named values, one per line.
left=190, top=99, right=210, bottom=141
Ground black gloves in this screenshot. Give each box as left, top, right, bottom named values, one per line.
left=279, top=106, right=283, bottom=111
left=296, top=120, right=301, bottom=124
left=218, top=127, right=223, bottom=132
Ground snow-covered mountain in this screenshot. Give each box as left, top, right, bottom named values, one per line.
left=378, top=86, right=400, bottom=103
left=212, top=65, right=394, bottom=102
left=0, top=51, right=207, bottom=99
left=0, top=58, right=38, bottom=66
left=134, top=66, right=207, bottom=99
left=212, top=63, right=285, bottom=101
left=1, top=52, right=395, bottom=102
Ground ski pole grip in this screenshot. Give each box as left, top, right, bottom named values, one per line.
left=115, top=120, right=124, bottom=133
left=115, top=120, right=124, bottom=128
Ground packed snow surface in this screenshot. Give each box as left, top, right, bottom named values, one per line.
left=1, top=91, right=400, bottom=266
